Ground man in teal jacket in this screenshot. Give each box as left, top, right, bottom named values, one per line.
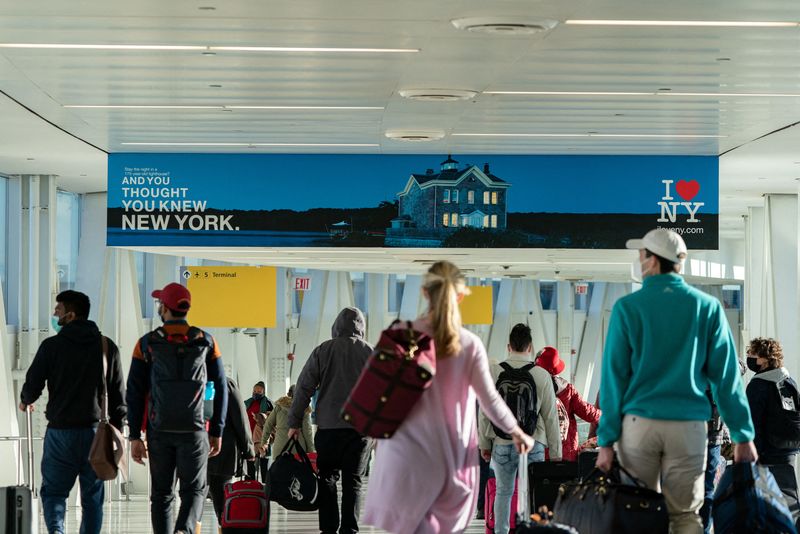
left=596, top=228, right=757, bottom=533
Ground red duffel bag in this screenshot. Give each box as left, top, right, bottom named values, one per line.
left=341, top=321, right=436, bottom=438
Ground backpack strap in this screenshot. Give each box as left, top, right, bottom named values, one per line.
left=520, top=362, right=536, bottom=373
left=499, top=362, right=512, bottom=373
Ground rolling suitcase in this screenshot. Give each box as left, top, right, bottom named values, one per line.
left=485, top=477, right=518, bottom=533
left=529, top=461, right=579, bottom=512
left=1, top=409, right=39, bottom=534
left=516, top=454, right=578, bottom=533
left=221, top=479, right=270, bottom=534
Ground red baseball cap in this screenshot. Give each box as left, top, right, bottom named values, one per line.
left=152, top=283, right=191, bottom=312
left=535, top=346, right=565, bottom=376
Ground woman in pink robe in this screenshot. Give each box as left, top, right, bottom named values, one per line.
left=363, top=261, right=533, bottom=533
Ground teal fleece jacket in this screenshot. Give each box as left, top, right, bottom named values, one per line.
left=597, top=273, right=754, bottom=447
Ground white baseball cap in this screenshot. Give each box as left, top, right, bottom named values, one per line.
left=625, top=228, right=688, bottom=264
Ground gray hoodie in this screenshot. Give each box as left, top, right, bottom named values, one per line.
left=288, top=307, right=373, bottom=430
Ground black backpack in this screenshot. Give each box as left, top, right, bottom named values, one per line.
left=145, top=326, right=211, bottom=432
left=767, top=377, right=800, bottom=451
left=492, top=362, right=538, bottom=439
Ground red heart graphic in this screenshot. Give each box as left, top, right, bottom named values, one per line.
left=676, top=180, right=700, bottom=201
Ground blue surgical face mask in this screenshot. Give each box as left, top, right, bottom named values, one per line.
left=51, top=315, right=63, bottom=333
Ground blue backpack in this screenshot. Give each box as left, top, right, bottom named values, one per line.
left=713, top=462, right=796, bottom=534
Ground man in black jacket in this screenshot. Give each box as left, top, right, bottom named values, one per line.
left=207, top=377, right=256, bottom=524
left=20, top=290, right=126, bottom=534
left=287, top=307, right=373, bottom=534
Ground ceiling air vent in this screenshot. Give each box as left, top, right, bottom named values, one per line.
left=385, top=130, right=445, bottom=142
left=451, top=17, right=558, bottom=36
left=399, top=89, right=478, bottom=102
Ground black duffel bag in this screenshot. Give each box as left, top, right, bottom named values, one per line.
left=553, top=462, right=669, bottom=534
left=267, top=439, right=320, bottom=511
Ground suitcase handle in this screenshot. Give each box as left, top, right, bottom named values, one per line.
left=25, top=407, right=37, bottom=497
left=517, top=453, right=530, bottom=521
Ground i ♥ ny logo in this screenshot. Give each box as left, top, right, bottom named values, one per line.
left=657, top=179, right=704, bottom=223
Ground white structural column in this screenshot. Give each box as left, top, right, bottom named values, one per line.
left=365, top=273, right=388, bottom=346
left=556, top=282, right=575, bottom=380
left=291, top=270, right=354, bottom=382
left=0, top=277, right=21, bottom=485
left=266, top=268, right=292, bottom=398
left=486, top=280, right=551, bottom=360
left=747, top=195, right=800, bottom=380
left=572, top=283, right=631, bottom=403
left=399, top=274, right=424, bottom=321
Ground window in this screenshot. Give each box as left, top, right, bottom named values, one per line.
left=483, top=191, right=490, bottom=205
left=461, top=214, right=469, bottom=227
left=388, top=274, right=405, bottom=313
left=540, top=282, right=558, bottom=310
left=452, top=190, right=459, bottom=204
left=492, top=191, right=498, bottom=205
left=451, top=213, right=458, bottom=227
left=351, top=272, right=366, bottom=312
left=490, top=214, right=498, bottom=228
left=442, top=213, right=449, bottom=227
left=722, top=285, right=742, bottom=309
left=0, top=177, right=6, bottom=309
left=483, top=215, right=489, bottom=228
left=468, top=190, right=475, bottom=204
left=443, top=189, right=450, bottom=203
left=56, top=191, right=81, bottom=291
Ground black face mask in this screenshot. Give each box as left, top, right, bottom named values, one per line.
left=747, top=357, right=762, bottom=373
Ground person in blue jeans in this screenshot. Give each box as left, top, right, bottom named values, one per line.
left=19, top=290, right=126, bottom=534
left=479, top=324, right=563, bottom=534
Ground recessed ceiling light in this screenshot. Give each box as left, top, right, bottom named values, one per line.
left=208, top=84, right=222, bottom=88
left=120, top=142, right=380, bottom=147
left=80, top=174, right=87, bottom=177
left=202, top=51, right=216, bottom=56
left=385, top=130, right=446, bottom=142
left=658, top=88, right=672, bottom=92
left=26, top=157, right=34, bottom=161
left=399, top=89, right=478, bottom=101
left=451, top=17, right=558, bottom=35
left=758, top=177, right=767, bottom=180
left=564, top=20, right=799, bottom=28
left=614, top=113, right=625, bottom=116
left=198, top=6, right=216, bottom=10
left=716, top=57, right=732, bottom=61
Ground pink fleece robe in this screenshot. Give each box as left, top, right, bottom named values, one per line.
left=363, top=320, right=517, bottom=533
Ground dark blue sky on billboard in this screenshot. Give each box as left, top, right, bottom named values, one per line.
left=108, top=153, right=718, bottom=214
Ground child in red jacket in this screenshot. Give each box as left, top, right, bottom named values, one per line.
left=536, top=347, right=601, bottom=462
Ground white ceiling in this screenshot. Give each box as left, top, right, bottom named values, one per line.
left=0, top=0, right=798, bottom=264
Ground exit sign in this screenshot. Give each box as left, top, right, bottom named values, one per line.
left=293, top=277, right=311, bottom=291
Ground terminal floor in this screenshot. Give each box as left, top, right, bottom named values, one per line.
left=43, top=493, right=488, bottom=533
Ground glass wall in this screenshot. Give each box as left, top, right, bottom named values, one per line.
left=0, top=176, right=7, bottom=312
left=55, top=191, right=81, bottom=291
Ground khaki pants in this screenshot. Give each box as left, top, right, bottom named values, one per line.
left=616, top=415, right=707, bottom=534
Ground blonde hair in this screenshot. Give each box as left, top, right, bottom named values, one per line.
left=423, top=261, right=468, bottom=359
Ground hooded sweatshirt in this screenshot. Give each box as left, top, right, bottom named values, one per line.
left=288, top=307, right=372, bottom=430
left=747, top=366, right=800, bottom=464
left=21, top=319, right=126, bottom=429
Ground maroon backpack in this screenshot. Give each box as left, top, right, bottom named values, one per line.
left=341, top=321, right=436, bottom=438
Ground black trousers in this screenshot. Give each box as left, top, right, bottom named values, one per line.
left=476, top=447, right=493, bottom=513
left=315, top=428, right=373, bottom=534
left=246, top=457, right=269, bottom=484
left=207, top=473, right=232, bottom=525
left=766, top=462, right=800, bottom=529
left=148, top=430, right=209, bottom=534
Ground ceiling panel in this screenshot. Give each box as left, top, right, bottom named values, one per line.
left=0, top=0, right=797, bottom=238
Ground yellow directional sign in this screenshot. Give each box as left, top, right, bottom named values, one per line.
left=460, top=286, right=493, bottom=325
left=181, top=266, right=277, bottom=328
